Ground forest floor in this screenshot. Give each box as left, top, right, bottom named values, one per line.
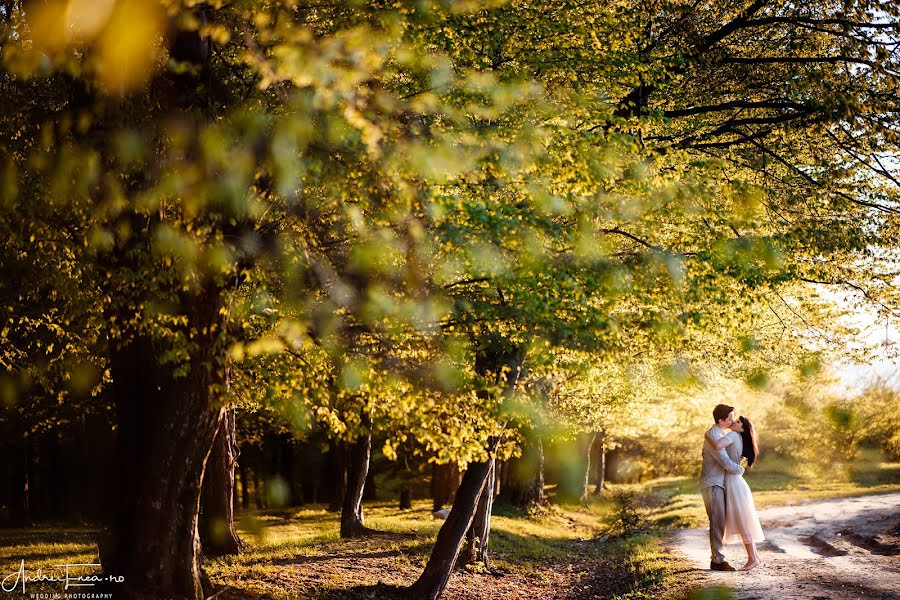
left=204, top=500, right=672, bottom=600
left=0, top=456, right=897, bottom=599
left=669, top=492, right=900, bottom=600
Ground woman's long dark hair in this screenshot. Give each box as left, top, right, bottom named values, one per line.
left=740, top=416, right=759, bottom=468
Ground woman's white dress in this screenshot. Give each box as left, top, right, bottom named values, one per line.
left=723, top=431, right=765, bottom=545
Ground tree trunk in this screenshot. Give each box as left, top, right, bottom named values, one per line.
left=410, top=339, right=522, bottom=598
left=324, top=439, right=346, bottom=512
left=200, top=409, right=242, bottom=556
left=399, top=486, right=412, bottom=510
left=593, top=431, right=607, bottom=497
left=555, top=433, right=593, bottom=503
left=431, top=461, right=460, bottom=511
left=464, top=458, right=496, bottom=567
left=363, top=466, right=377, bottom=501
left=340, top=430, right=371, bottom=538
left=10, top=437, right=30, bottom=527
left=498, top=435, right=544, bottom=508
left=581, top=432, right=597, bottom=503
left=69, top=418, right=88, bottom=524
left=406, top=457, right=494, bottom=600
left=237, top=461, right=251, bottom=510
left=25, top=437, right=36, bottom=521
left=254, top=467, right=265, bottom=509
left=100, top=313, right=224, bottom=600
left=97, top=14, right=220, bottom=599
left=282, top=439, right=303, bottom=507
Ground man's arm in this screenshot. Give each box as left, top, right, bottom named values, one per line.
left=705, top=437, right=745, bottom=474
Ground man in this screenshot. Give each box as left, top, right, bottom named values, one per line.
left=700, top=404, right=745, bottom=571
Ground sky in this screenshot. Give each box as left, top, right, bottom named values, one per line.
left=825, top=289, right=899, bottom=397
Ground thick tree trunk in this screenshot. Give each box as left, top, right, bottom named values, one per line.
left=498, top=435, right=544, bottom=508
left=410, top=339, right=522, bottom=598
left=200, top=409, right=242, bottom=556
left=430, top=461, right=460, bottom=511
left=406, top=458, right=494, bottom=600
left=464, top=458, right=496, bottom=567
left=100, top=287, right=224, bottom=600
left=340, top=430, right=371, bottom=538
left=593, top=431, right=607, bottom=497
left=97, top=13, right=221, bottom=599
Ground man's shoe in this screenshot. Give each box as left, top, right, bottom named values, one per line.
left=710, top=561, right=736, bottom=571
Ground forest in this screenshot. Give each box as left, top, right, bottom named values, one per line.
left=1, top=1, right=899, bottom=599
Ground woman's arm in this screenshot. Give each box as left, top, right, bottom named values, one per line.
left=705, top=430, right=734, bottom=450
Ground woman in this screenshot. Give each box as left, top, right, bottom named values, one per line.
left=707, top=415, right=764, bottom=571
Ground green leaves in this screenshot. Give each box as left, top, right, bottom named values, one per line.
left=2, top=0, right=898, bottom=473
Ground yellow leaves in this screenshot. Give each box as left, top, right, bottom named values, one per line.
left=228, top=342, right=245, bottom=362
left=200, top=22, right=230, bottom=45
left=247, top=336, right=286, bottom=358
left=24, top=0, right=165, bottom=94
left=22, top=1, right=69, bottom=52
left=93, top=0, right=164, bottom=92
left=65, top=0, right=117, bottom=41
left=153, top=222, right=198, bottom=262
left=382, top=438, right=398, bottom=461
left=252, top=12, right=271, bottom=28
left=343, top=105, right=383, bottom=158
left=88, top=226, right=115, bottom=252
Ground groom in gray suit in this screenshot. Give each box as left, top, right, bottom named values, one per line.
left=700, top=404, right=745, bottom=571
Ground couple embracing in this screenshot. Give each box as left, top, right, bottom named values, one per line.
left=700, top=404, right=764, bottom=572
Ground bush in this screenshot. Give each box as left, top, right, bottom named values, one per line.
left=604, top=489, right=641, bottom=537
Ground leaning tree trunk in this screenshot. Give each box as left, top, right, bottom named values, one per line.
left=407, top=457, right=494, bottom=600
left=200, top=409, right=242, bottom=556
left=101, top=288, right=225, bottom=600
left=463, top=458, right=496, bottom=567
left=592, top=430, right=607, bottom=497
left=409, top=338, right=523, bottom=599
left=340, top=427, right=372, bottom=538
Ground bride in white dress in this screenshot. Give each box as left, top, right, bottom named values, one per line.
left=708, top=415, right=764, bottom=570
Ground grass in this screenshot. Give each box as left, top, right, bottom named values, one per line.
left=208, top=500, right=627, bottom=598
left=0, top=453, right=897, bottom=599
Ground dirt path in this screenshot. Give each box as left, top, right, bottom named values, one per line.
left=670, top=492, right=900, bottom=599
